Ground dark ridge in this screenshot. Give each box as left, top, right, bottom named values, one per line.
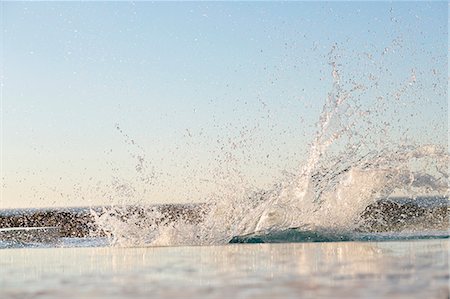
left=0, top=209, right=97, bottom=238
left=0, top=204, right=206, bottom=239
left=0, top=197, right=448, bottom=240
left=358, top=197, right=449, bottom=232
left=0, top=227, right=60, bottom=243
left=104, top=204, right=206, bottom=227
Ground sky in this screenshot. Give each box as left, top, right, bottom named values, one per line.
left=1, top=2, right=448, bottom=209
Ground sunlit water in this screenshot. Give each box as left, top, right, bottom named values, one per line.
left=1, top=240, right=448, bottom=299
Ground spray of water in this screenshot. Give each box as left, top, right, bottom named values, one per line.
left=92, top=46, right=448, bottom=247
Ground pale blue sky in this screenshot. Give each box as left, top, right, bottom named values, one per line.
left=1, top=2, right=447, bottom=208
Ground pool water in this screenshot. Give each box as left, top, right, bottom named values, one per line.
left=1, top=239, right=448, bottom=299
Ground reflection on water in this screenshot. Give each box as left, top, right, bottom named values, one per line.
left=0, top=240, right=448, bottom=299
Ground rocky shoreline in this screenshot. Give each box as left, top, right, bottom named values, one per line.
left=0, top=197, right=448, bottom=240
left=0, top=204, right=205, bottom=238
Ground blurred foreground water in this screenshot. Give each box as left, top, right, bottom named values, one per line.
left=0, top=239, right=448, bottom=299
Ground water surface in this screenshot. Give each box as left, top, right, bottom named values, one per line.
left=1, top=239, right=448, bottom=299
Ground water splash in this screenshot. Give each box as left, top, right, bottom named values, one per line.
left=92, top=46, right=448, bottom=247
